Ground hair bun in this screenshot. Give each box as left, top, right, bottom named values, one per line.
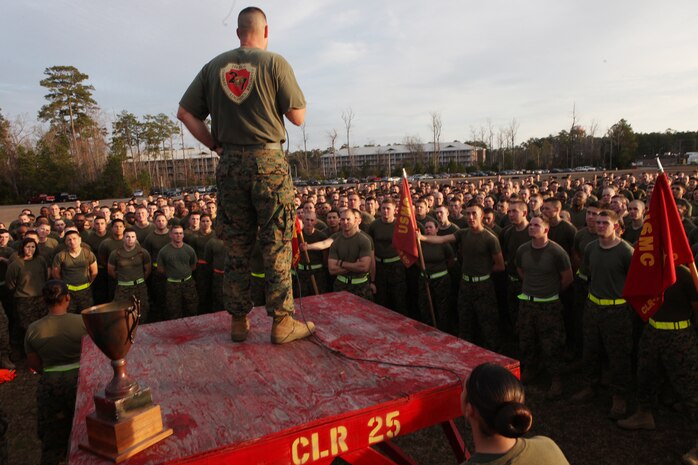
left=493, top=401, right=533, bottom=438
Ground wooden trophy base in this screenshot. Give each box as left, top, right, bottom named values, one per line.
left=79, top=403, right=173, bottom=463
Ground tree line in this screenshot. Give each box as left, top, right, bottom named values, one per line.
left=1, top=65, right=697, bottom=203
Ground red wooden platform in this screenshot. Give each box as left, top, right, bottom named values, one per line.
left=68, top=292, right=519, bottom=465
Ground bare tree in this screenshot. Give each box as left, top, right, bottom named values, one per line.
left=328, top=129, right=338, bottom=176
left=342, top=108, right=355, bottom=171
left=569, top=104, right=578, bottom=168
left=507, top=117, right=519, bottom=169
left=300, top=122, right=310, bottom=176
left=429, top=111, right=442, bottom=170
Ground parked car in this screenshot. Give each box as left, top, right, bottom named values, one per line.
left=28, top=193, right=55, bottom=204
left=132, top=189, right=144, bottom=197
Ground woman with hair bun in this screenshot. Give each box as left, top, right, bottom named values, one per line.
left=461, top=363, right=569, bottom=464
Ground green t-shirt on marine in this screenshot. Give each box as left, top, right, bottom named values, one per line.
left=454, top=228, right=501, bottom=277
left=108, top=246, right=151, bottom=282
left=156, top=243, right=197, bottom=280
left=515, top=241, right=571, bottom=298
left=53, top=248, right=96, bottom=285
left=179, top=47, right=306, bottom=145
left=329, top=231, right=373, bottom=278
left=24, top=314, right=86, bottom=368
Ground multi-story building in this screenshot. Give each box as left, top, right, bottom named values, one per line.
left=320, top=141, right=483, bottom=174
left=124, top=147, right=218, bottom=188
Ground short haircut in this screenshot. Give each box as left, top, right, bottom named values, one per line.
left=598, top=209, right=619, bottom=223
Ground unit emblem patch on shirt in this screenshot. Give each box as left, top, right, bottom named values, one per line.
left=219, top=63, right=256, bottom=104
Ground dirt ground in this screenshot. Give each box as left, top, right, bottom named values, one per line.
left=2, top=340, right=696, bottom=465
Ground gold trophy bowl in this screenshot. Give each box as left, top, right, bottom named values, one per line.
left=80, top=296, right=172, bottom=462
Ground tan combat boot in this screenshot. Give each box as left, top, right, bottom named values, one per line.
left=271, top=315, right=315, bottom=344
left=230, top=315, right=250, bottom=342
left=617, top=406, right=656, bottom=430
left=0, top=354, right=15, bottom=370
left=609, top=395, right=627, bottom=420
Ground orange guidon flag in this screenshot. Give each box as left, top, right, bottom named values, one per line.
left=392, top=175, right=419, bottom=268
left=291, top=216, right=303, bottom=269
left=623, top=172, right=694, bottom=321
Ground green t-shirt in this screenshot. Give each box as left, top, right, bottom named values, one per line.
left=37, top=237, right=59, bottom=263
left=421, top=241, right=454, bottom=274
left=299, top=229, right=327, bottom=266
left=367, top=219, right=398, bottom=259
left=204, top=237, right=227, bottom=272
left=547, top=220, right=577, bottom=256
left=53, top=247, right=96, bottom=285
left=0, top=246, right=17, bottom=282
left=500, top=225, right=531, bottom=278
left=329, top=231, right=373, bottom=278
left=582, top=239, right=633, bottom=299
left=133, top=223, right=155, bottom=244
left=193, top=230, right=217, bottom=260
left=572, top=227, right=597, bottom=258
left=98, top=237, right=124, bottom=268
left=108, top=246, right=151, bottom=282
left=156, top=243, right=197, bottom=280
left=464, top=436, right=569, bottom=465
left=180, top=47, right=306, bottom=144
left=24, top=314, right=86, bottom=368
left=143, top=231, right=171, bottom=269
left=454, top=228, right=501, bottom=276
left=84, top=231, right=108, bottom=262
left=6, top=256, right=48, bottom=298
left=516, top=241, right=571, bottom=298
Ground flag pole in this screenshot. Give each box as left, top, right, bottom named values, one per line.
left=403, top=169, right=439, bottom=328
left=656, top=157, right=698, bottom=297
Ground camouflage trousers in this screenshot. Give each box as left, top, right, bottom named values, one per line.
left=518, top=299, right=566, bottom=376
left=375, top=261, right=408, bottom=316
left=333, top=279, right=374, bottom=301
left=114, top=282, right=150, bottom=323
left=292, top=269, right=328, bottom=298
left=505, top=277, right=523, bottom=330
left=636, top=325, right=698, bottom=411
left=216, top=147, right=295, bottom=319
left=581, top=301, right=633, bottom=394
left=15, top=296, right=47, bottom=331
left=37, top=369, right=78, bottom=465
left=68, top=286, right=94, bottom=314
left=418, top=273, right=455, bottom=333
left=164, top=279, right=198, bottom=321
left=0, top=302, right=9, bottom=357
left=458, top=279, right=501, bottom=351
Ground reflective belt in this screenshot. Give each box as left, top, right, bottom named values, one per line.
left=336, top=274, right=369, bottom=285
left=518, top=293, right=559, bottom=303
left=152, top=262, right=158, bottom=268
left=67, top=282, right=91, bottom=292
left=576, top=270, right=588, bottom=281
left=649, top=318, right=691, bottom=330
left=251, top=272, right=265, bottom=278
left=118, top=278, right=145, bottom=287
left=588, top=293, right=626, bottom=306
left=508, top=275, right=520, bottom=282
left=167, top=275, right=192, bottom=283
left=298, top=263, right=323, bottom=271
left=44, top=362, right=80, bottom=373
left=375, top=256, right=401, bottom=264
left=462, top=274, right=490, bottom=283
left=422, top=270, right=448, bottom=280
left=213, top=269, right=224, bottom=275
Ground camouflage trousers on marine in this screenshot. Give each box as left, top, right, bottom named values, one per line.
left=418, top=274, right=455, bottom=333
left=581, top=301, right=633, bottom=394
left=458, top=279, right=501, bottom=351
left=164, top=279, right=198, bottom=321
left=636, top=325, right=698, bottom=412
left=114, top=282, right=150, bottom=323
left=292, top=269, right=328, bottom=298
left=15, top=296, right=47, bottom=331
left=518, top=300, right=566, bottom=376
left=216, top=147, right=295, bottom=319
left=37, top=370, right=79, bottom=465
left=0, top=303, right=9, bottom=357
left=375, top=261, right=407, bottom=316
left=68, top=287, right=94, bottom=314
left=333, top=280, right=374, bottom=301
left=505, top=277, right=522, bottom=330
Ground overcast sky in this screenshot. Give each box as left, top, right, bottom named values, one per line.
left=2, top=0, right=697, bottom=152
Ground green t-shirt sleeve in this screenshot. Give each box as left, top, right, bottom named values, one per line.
left=179, top=67, right=210, bottom=120
left=108, top=250, right=117, bottom=267
left=273, top=55, right=306, bottom=113
left=358, top=235, right=372, bottom=259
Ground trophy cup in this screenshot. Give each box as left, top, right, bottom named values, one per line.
left=80, top=296, right=173, bottom=462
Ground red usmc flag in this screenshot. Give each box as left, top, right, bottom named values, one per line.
left=392, top=176, right=419, bottom=268
left=291, top=216, right=303, bottom=269
left=623, top=172, right=694, bottom=321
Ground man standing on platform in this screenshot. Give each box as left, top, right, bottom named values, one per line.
left=178, top=6, right=314, bottom=344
